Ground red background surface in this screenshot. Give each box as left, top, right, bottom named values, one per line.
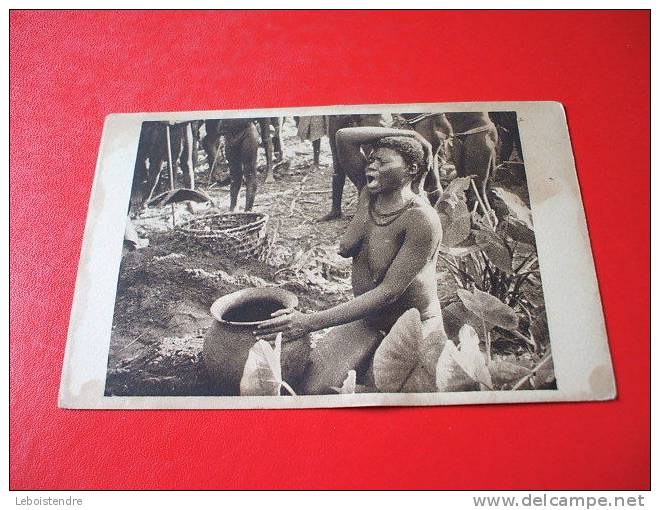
left=10, top=10, right=650, bottom=490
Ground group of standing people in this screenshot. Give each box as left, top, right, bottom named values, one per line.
left=293, top=111, right=518, bottom=220
left=131, top=111, right=521, bottom=219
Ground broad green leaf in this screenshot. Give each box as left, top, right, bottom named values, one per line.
left=442, top=176, right=473, bottom=198
left=488, top=357, right=555, bottom=390
left=373, top=309, right=441, bottom=393
left=440, top=300, right=481, bottom=340
left=435, top=176, right=474, bottom=248
left=435, top=325, right=492, bottom=392
left=435, top=341, right=478, bottom=392
left=476, top=228, right=513, bottom=273
left=401, top=329, right=446, bottom=392
left=457, top=288, right=519, bottom=331
left=501, top=218, right=536, bottom=246
left=534, top=356, right=556, bottom=389
left=373, top=309, right=423, bottom=392
left=438, top=233, right=483, bottom=257
left=331, top=370, right=357, bottom=394
left=438, top=199, right=472, bottom=247
left=239, top=334, right=283, bottom=396
left=530, top=314, right=550, bottom=347
left=491, top=187, right=533, bottom=228
left=457, top=325, right=493, bottom=390
left=488, top=360, right=531, bottom=390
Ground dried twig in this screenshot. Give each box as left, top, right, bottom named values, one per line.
left=288, top=174, right=311, bottom=216
left=117, top=332, right=147, bottom=354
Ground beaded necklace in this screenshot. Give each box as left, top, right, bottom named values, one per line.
left=368, top=198, right=415, bottom=227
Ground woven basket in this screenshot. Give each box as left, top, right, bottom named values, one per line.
left=179, top=212, right=269, bottom=260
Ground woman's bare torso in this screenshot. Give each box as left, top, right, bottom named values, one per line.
left=346, top=196, right=442, bottom=332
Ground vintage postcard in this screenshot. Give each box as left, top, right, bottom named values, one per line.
left=59, top=101, right=616, bottom=408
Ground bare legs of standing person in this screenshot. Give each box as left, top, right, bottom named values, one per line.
left=453, top=127, right=497, bottom=214
left=226, top=124, right=259, bottom=212
left=318, top=115, right=352, bottom=221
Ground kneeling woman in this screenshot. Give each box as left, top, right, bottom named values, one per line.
left=257, top=126, right=448, bottom=394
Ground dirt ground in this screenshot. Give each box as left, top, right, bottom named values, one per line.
left=105, top=118, right=530, bottom=396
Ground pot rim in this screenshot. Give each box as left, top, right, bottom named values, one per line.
left=210, top=287, right=299, bottom=327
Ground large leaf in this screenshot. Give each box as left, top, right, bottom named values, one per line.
left=436, top=325, right=492, bottom=391
left=489, top=356, right=555, bottom=390
left=400, top=330, right=446, bottom=392
left=475, top=228, right=513, bottom=273
left=457, top=324, right=493, bottom=390
left=436, top=341, right=478, bottom=392
left=440, top=300, right=482, bottom=340
left=437, top=199, right=472, bottom=247
left=240, top=335, right=283, bottom=396
left=501, top=218, right=536, bottom=246
left=491, top=187, right=533, bottom=228
left=442, top=176, right=473, bottom=198
left=373, top=309, right=443, bottom=393
left=435, top=176, right=474, bottom=248
left=488, top=359, right=531, bottom=390
left=457, top=288, right=519, bottom=331
left=373, top=309, right=422, bottom=392
left=332, top=370, right=357, bottom=394
left=530, top=314, right=550, bottom=347
left=437, top=232, right=483, bottom=257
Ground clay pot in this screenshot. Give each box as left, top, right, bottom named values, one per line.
left=203, top=287, right=311, bottom=395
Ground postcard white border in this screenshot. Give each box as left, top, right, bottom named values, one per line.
left=58, top=101, right=616, bottom=408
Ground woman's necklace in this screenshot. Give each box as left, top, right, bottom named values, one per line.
left=368, top=198, right=415, bottom=227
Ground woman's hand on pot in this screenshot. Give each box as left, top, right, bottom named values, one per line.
left=254, top=308, right=312, bottom=341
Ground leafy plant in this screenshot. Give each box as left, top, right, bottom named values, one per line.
left=331, top=370, right=357, bottom=394
left=457, top=287, right=518, bottom=361
left=436, top=176, right=547, bottom=353
left=436, top=324, right=493, bottom=391
left=372, top=308, right=445, bottom=393
left=239, top=334, right=296, bottom=396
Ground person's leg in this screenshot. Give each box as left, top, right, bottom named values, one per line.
left=242, top=124, right=260, bottom=211
left=167, top=123, right=186, bottom=189
left=257, top=118, right=275, bottom=184
left=226, top=140, right=243, bottom=212
left=462, top=128, right=497, bottom=213
left=318, top=115, right=350, bottom=221
left=131, top=122, right=157, bottom=210
left=271, top=117, right=283, bottom=161
left=300, top=320, right=383, bottom=395
left=202, top=121, right=222, bottom=183
left=312, top=138, right=321, bottom=166
left=180, top=122, right=195, bottom=189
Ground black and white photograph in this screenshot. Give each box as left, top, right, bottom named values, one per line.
left=58, top=102, right=615, bottom=408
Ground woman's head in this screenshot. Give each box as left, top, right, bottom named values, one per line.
left=366, top=136, right=427, bottom=194
left=373, top=136, right=425, bottom=168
